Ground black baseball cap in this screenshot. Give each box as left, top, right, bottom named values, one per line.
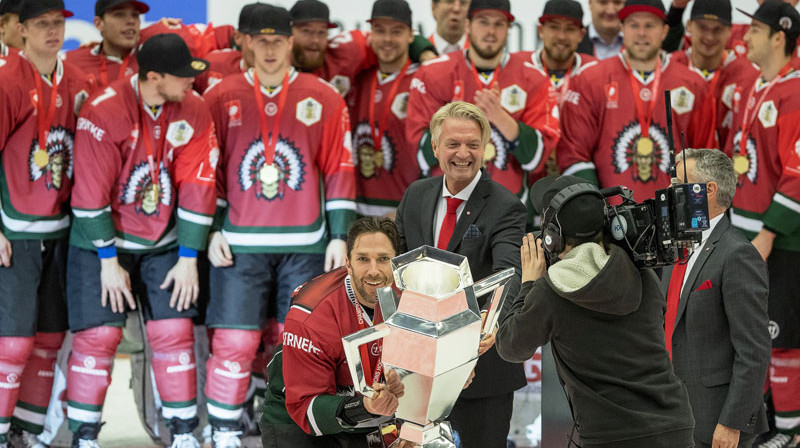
left=0, top=0, right=22, bottom=15
left=248, top=4, right=292, bottom=36
left=238, top=2, right=263, bottom=32
left=468, top=0, right=515, bottom=22
left=290, top=0, right=336, bottom=29
left=539, top=0, right=583, bottom=27
left=690, top=0, right=731, bottom=26
left=618, top=0, right=666, bottom=22
left=531, top=176, right=605, bottom=238
left=19, top=0, right=73, bottom=22
left=737, top=0, right=800, bottom=39
left=137, top=33, right=209, bottom=78
left=368, top=0, right=412, bottom=28
left=95, top=0, right=149, bottom=17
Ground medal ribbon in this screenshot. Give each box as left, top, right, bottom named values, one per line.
left=368, top=60, right=410, bottom=152
left=345, top=277, right=383, bottom=387
left=30, top=61, right=60, bottom=157
left=137, top=87, right=167, bottom=188
left=737, top=63, right=793, bottom=158
left=469, top=53, right=502, bottom=92
left=626, top=57, right=662, bottom=140
left=252, top=69, right=291, bottom=166
left=689, top=49, right=725, bottom=143
left=99, top=50, right=131, bottom=87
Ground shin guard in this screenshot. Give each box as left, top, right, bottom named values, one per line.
left=67, top=326, right=122, bottom=432
left=770, top=348, right=800, bottom=435
left=0, top=337, right=35, bottom=438
left=146, top=319, right=197, bottom=422
left=205, top=328, right=260, bottom=425
left=13, top=331, right=65, bottom=434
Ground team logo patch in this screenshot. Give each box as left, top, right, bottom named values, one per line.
left=605, top=82, right=619, bottom=109
left=769, top=320, right=780, bottom=340
left=501, top=84, right=527, bottom=114
left=758, top=101, right=778, bottom=128
left=28, top=126, right=74, bottom=191
left=612, top=121, right=671, bottom=183
left=391, top=92, right=409, bottom=120
left=731, top=130, right=758, bottom=184
left=329, top=75, right=351, bottom=96
left=721, top=83, right=737, bottom=109
left=296, top=97, right=322, bottom=127
left=354, top=122, right=394, bottom=178
left=179, top=352, right=191, bottom=365
left=239, top=138, right=306, bottom=201
left=670, top=87, right=695, bottom=115
left=84, top=357, right=96, bottom=369
left=166, top=120, right=194, bottom=147
left=120, top=161, right=173, bottom=216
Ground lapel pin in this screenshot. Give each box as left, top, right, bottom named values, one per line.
left=466, top=211, right=471, bottom=215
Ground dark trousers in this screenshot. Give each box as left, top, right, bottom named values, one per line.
left=449, top=392, right=514, bottom=448
left=694, top=435, right=755, bottom=448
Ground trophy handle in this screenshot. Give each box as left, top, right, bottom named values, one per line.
left=341, top=323, right=391, bottom=398
left=470, top=267, right=516, bottom=337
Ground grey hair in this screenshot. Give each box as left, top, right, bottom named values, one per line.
left=429, top=101, right=491, bottom=148
left=676, top=148, right=736, bottom=209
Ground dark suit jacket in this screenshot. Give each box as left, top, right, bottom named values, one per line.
left=395, top=171, right=527, bottom=398
left=662, top=215, right=770, bottom=444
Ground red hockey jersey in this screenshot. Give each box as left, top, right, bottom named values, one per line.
left=407, top=50, right=561, bottom=197
left=282, top=267, right=388, bottom=435
left=525, top=50, right=597, bottom=106
left=63, top=44, right=138, bottom=92
left=0, top=55, right=90, bottom=240
left=193, top=48, right=245, bottom=94
left=140, top=22, right=234, bottom=58
left=558, top=52, right=715, bottom=202
left=309, top=30, right=377, bottom=97
left=682, top=24, right=800, bottom=60
left=0, top=42, right=18, bottom=58
left=71, top=76, right=218, bottom=252
left=723, top=68, right=800, bottom=251
left=349, top=65, right=420, bottom=216
left=671, top=49, right=759, bottom=147
left=203, top=68, right=356, bottom=254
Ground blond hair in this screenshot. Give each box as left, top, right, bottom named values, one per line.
left=429, top=101, right=491, bottom=148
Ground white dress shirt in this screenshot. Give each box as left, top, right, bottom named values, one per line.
left=588, top=24, right=624, bottom=60
left=680, top=213, right=724, bottom=297
left=433, top=171, right=482, bottom=246
left=430, top=32, right=468, bottom=55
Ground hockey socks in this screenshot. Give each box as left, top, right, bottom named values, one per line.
left=146, top=319, right=198, bottom=423
left=0, top=337, right=35, bottom=442
left=769, top=348, right=800, bottom=435
left=205, top=328, right=260, bottom=425
left=12, top=331, right=65, bottom=434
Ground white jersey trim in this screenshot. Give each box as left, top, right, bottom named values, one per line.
left=0, top=209, right=70, bottom=234
left=73, top=206, right=111, bottom=219
left=325, top=200, right=357, bottom=211
left=730, top=210, right=764, bottom=233
left=356, top=203, right=396, bottom=217
left=222, top=225, right=326, bottom=247
left=177, top=207, right=213, bottom=226
left=562, top=162, right=596, bottom=176
left=774, top=193, right=800, bottom=214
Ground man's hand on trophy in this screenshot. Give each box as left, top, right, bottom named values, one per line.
left=463, top=368, right=476, bottom=390
left=479, top=312, right=497, bottom=356
left=364, top=382, right=400, bottom=416
left=392, top=439, right=421, bottom=448
left=384, top=368, right=405, bottom=398
left=521, top=233, right=547, bottom=283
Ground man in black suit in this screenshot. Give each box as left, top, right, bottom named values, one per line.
left=395, top=101, right=526, bottom=448
left=664, top=148, right=771, bottom=448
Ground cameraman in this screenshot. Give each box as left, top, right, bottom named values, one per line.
left=495, top=175, right=695, bottom=448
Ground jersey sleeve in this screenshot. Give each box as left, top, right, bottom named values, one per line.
left=684, top=81, right=717, bottom=149
left=406, top=57, right=450, bottom=176
left=202, top=85, right=229, bottom=232
left=514, top=72, right=561, bottom=176
left=317, top=97, right=356, bottom=237
left=0, top=81, right=20, bottom=153
left=763, top=108, right=800, bottom=236
left=171, top=98, right=218, bottom=251
left=557, top=68, right=602, bottom=185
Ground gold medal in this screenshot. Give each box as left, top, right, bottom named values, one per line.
left=33, top=149, right=50, bottom=168
left=733, top=154, right=750, bottom=175
left=483, top=142, right=496, bottom=164
left=259, top=163, right=280, bottom=185
left=148, top=183, right=160, bottom=204
left=636, top=137, right=654, bottom=156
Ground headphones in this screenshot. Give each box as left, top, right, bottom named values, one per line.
left=540, top=183, right=604, bottom=255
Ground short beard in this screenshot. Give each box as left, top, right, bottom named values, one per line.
left=468, top=36, right=505, bottom=61
left=626, top=46, right=660, bottom=63
left=292, top=43, right=325, bottom=72
left=543, top=44, right=573, bottom=64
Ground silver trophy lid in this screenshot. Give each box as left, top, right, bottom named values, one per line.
left=391, top=246, right=473, bottom=298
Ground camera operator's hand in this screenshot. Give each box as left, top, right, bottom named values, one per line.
left=521, top=233, right=547, bottom=283
left=711, top=423, right=739, bottom=448
left=752, top=228, right=775, bottom=262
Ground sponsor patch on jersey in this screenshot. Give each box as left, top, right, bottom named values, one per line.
left=77, top=117, right=106, bottom=142
left=410, top=78, right=426, bottom=95
left=391, top=92, right=409, bottom=120
left=605, top=82, right=618, bottom=109
left=296, top=97, right=322, bottom=127
left=225, top=100, right=242, bottom=127
left=283, top=331, right=321, bottom=356
left=758, top=100, right=778, bottom=128
left=501, top=84, right=527, bottom=114
left=166, top=120, right=194, bottom=147
left=670, top=86, right=695, bottom=115
left=329, top=75, right=351, bottom=96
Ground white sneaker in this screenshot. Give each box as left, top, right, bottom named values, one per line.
left=758, top=433, right=793, bottom=448
left=73, top=440, right=100, bottom=448
left=211, top=428, right=242, bottom=448
left=9, top=429, right=48, bottom=448
left=170, top=433, right=200, bottom=448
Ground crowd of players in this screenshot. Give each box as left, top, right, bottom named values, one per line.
left=0, top=0, right=799, bottom=446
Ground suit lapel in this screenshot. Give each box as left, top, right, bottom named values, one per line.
left=447, top=175, right=489, bottom=252
left=421, top=177, right=442, bottom=246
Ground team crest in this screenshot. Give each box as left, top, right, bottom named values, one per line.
left=329, top=75, right=351, bottom=97
left=500, top=84, right=527, bottom=114
left=391, top=92, right=409, bottom=120
left=166, top=120, right=194, bottom=147
left=758, top=101, right=778, bottom=128
left=731, top=130, right=758, bottom=184
left=612, top=121, right=671, bottom=182
left=120, top=161, right=173, bottom=216
left=353, top=122, right=394, bottom=179
left=296, top=97, right=322, bottom=127
left=670, top=87, right=695, bottom=115
left=239, top=138, right=306, bottom=201
left=28, top=126, right=74, bottom=191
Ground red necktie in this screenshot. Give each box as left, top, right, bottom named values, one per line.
left=437, top=197, right=464, bottom=250
left=665, top=261, right=688, bottom=360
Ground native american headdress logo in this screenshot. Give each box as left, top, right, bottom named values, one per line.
left=612, top=121, right=671, bottom=183
left=239, top=138, right=306, bottom=201
left=353, top=122, right=394, bottom=179
left=120, top=161, right=173, bottom=216
left=482, top=127, right=508, bottom=170
left=28, top=126, right=74, bottom=191
left=731, top=130, right=758, bottom=184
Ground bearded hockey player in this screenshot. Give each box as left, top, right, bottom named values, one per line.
left=202, top=5, right=355, bottom=447
left=0, top=0, right=89, bottom=446
left=407, top=0, right=561, bottom=203
left=558, top=0, right=715, bottom=202
left=67, top=33, right=217, bottom=448
left=350, top=0, right=420, bottom=218
left=724, top=2, right=800, bottom=446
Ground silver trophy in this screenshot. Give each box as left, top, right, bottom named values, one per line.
left=342, top=246, right=514, bottom=447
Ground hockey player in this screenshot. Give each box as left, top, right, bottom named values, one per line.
left=669, top=0, right=759, bottom=148
left=558, top=0, right=715, bottom=202
left=0, top=0, right=22, bottom=56
left=202, top=5, right=355, bottom=446
left=259, top=216, right=408, bottom=447
left=0, top=0, right=89, bottom=446
left=429, top=0, right=469, bottom=55
left=350, top=0, right=420, bottom=218
left=723, top=2, right=800, bottom=446
left=63, top=0, right=149, bottom=91
left=67, top=33, right=217, bottom=448
left=407, top=0, right=561, bottom=203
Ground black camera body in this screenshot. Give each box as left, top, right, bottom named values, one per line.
left=602, top=182, right=710, bottom=268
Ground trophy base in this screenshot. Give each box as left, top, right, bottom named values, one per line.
left=398, top=421, right=456, bottom=448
